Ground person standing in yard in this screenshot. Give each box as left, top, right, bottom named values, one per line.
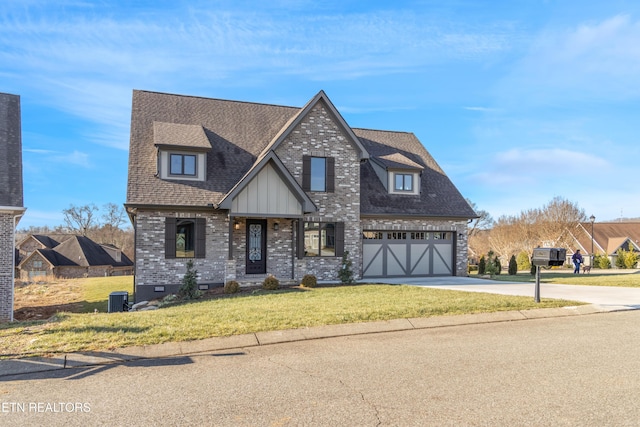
left=572, top=250, right=583, bottom=274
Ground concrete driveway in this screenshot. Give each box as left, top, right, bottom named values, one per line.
left=377, top=276, right=640, bottom=310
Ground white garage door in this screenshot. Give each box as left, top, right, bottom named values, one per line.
left=362, top=231, right=454, bottom=278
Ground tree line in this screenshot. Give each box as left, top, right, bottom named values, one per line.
left=468, top=196, right=586, bottom=264
left=17, top=203, right=134, bottom=259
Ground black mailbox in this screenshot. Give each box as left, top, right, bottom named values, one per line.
left=532, top=248, right=566, bottom=267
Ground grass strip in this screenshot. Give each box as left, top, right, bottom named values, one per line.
left=1, top=283, right=580, bottom=357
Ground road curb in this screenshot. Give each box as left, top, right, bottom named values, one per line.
left=1, top=304, right=636, bottom=379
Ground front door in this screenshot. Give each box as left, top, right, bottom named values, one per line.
left=246, top=219, right=267, bottom=274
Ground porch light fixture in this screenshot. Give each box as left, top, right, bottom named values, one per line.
left=234, top=221, right=240, bottom=230
left=273, top=222, right=279, bottom=231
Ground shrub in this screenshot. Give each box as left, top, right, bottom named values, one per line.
left=158, top=294, right=178, bottom=307
left=508, top=255, right=518, bottom=275
left=484, top=251, right=501, bottom=275
left=338, top=251, right=355, bottom=284
left=493, top=256, right=502, bottom=275
left=224, top=280, right=240, bottom=294
left=595, top=253, right=611, bottom=269
left=300, top=274, right=317, bottom=288
left=616, top=248, right=638, bottom=269
left=178, top=260, right=202, bottom=300
left=516, top=251, right=531, bottom=271
left=262, top=275, right=280, bottom=290
left=478, top=256, right=486, bottom=275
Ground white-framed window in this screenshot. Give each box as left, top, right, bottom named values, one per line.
left=389, top=171, right=419, bottom=195
left=394, top=173, right=413, bottom=192
left=170, top=153, right=197, bottom=176
left=159, top=150, right=206, bottom=181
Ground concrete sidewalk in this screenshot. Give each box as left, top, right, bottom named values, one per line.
left=0, top=301, right=631, bottom=379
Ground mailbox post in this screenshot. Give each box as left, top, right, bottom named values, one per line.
left=531, top=248, right=566, bottom=303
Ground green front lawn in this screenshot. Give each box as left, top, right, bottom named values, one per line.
left=2, top=279, right=580, bottom=358
left=480, top=270, right=640, bottom=287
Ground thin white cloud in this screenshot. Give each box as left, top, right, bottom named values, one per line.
left=496, top=14, right=640, bottom=105
left=471, top=148, right=610, bottom=186
left=26, top=148, right=92, bottom=168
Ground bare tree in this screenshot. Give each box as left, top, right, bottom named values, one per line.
left=466, top=199, right=494, bottom=237
left=536, top=196, right=586, bottom=248
left=102, top=203, right=126, bottom=229
left=62, top=204, right=99, bottom=235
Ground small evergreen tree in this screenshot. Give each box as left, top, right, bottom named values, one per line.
left=516, top=251, right=531, bottom=271
left=478, top=255, right=486, bottom=275
left=178, top=260, right=201, bottom=300
left=508, top=255, right=518, bottom=275
left=595, top=253, right=611, bottom=269
left=615, top=249, right=626, bottom=268
left=493, top=255, right=502, bottom=275
left=338, top=251, right=355, bottom=284
left=625, top=250, right=638, bottom=269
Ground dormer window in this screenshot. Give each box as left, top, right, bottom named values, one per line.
left=394, top=173, right=413, bottom=192
left=170, top=153, right=197, bottom=176
left=389, top=171, right=419, bottom=195
left=369, top=153, right=423, bottom=196
left=153, top=121, right=211, bottom=182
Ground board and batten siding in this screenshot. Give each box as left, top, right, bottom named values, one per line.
left=231, top=162, right=302, bottom=216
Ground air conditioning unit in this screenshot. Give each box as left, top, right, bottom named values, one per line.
left=108, top=291, right=129, bottom=313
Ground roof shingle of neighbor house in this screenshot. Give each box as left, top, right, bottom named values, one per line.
left=127, top=90, right=476, bottom=219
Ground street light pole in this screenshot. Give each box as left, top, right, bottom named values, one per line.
left=590, top=214, right=595, bottom=268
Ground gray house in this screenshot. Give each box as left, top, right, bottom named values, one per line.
left=126, top=90, right=476, bottom=302
left=0, top=93, right=26, bottom=322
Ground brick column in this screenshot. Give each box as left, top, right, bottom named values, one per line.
left=0, top=213, right=16, bottom=322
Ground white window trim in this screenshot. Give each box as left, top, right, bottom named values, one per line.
left=388, top=171, right=420, bottom=195
left=159, top=150, right=206, bottom=181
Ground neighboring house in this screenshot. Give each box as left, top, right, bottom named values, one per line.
left=565, top=221, right=640, bottom=267
left=17, top=235, right=133, bottom=280
left=126, top=90, right=477, bottom=302
left=0, top=92, right=26, bottom=322
left=16, top=234, right=62, bottom=262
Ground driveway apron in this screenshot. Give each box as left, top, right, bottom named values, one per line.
left=376, top=277, right=640, bottom=309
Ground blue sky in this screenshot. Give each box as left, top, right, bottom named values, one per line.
left=3, top=0, right=639, bottom=228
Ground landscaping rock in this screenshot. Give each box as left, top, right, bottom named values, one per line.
left=131, top=301, right=149, bottom=310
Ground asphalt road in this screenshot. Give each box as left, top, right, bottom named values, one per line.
left=1, top=310, right=639, bottom=426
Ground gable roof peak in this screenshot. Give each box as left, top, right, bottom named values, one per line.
left=258, top=90, right=369, bottom=161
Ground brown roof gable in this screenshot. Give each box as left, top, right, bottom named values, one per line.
left=126, top=90, right=476, bottom=219
left=570, top=221, right=640, bottom=255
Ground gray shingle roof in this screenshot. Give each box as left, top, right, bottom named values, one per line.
left=0, top=92, right=24, bottom=207
left=127, top=90, right=476, bottom=219
left=355, top=128, right=476, bottom=218
left=52, top=236, right=133, bottom=267
left=127, top=90, right=299, bottom=207
left=153, top=122, right=211, bottom=150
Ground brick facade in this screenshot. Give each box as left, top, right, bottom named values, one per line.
left=134, top=209, right=229, bottom=301
left=0, top=214, right=15, bottom=322
left=274, top=100, right=362, bottom=281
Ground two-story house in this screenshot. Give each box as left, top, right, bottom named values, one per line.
left=0, top=92, right=26, bottom=322
left=126, top=90, right=476, bottom=302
